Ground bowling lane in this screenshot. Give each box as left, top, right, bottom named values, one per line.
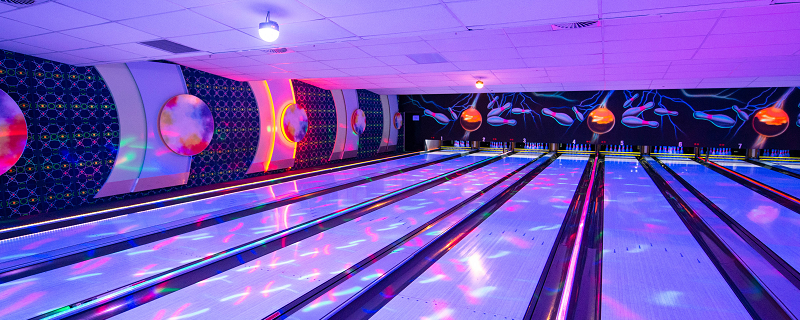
left=113, top=156, right=534, bottom=320
left=0, top=154, right=487, bottom=320
left=714, top=159, right=800, bottom=198
left=602, top=158, right=750, bottom=320
left=0, top=152, right=453, bottom=267
left=760, top=161, right=800, bottom=175
left=662, top=158, right=800, bottom=275
left=371, top=155, right=589, bottom=320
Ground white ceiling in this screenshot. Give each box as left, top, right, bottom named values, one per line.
left=1, top=0, right=800, bottom=93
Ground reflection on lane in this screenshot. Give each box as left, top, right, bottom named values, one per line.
left=602, top=158, right=749, bottom=320
left=371, top=156, right=587, bottom=320
left=716, top=160, right=800, bottom=199
left=663, top=158, right=800, bottom=277
left=0, top=153, right=450, bottom=266
left=113, top=157, right=532, bottom=320
left=0, top=155, right=485, bottom=320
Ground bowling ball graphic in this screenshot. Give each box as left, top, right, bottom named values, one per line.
left=351, top=109, right=366, bottom=135
left=393, top=112, right=403, bottom=129
left=0, top=88, right=27, bottom=175
left=159, top=94, right=214, bottom=156
left=587, top=107, right=615, bottom=134
left=753, top=107, right=789, bottom=137
left=460, top=108, right=482, bottom=132
left=281, top=103, right=308, bottom=143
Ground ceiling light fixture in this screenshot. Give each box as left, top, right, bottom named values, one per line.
left=475, top=80, right=484, bottom=89
left=259, top=11, right=280, bottom=42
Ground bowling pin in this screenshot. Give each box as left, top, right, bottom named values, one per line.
left=623, top=93, right=640, bottom=108
left=693, top=111, right=735, bottom=128
left=542, top=108, right=574, bottom=126
left=511, top=108, right=532, bottom=114
left=622, top=102, right=654, bottom=118
left=424, top=108, right=451, bottom=125
left=622, top=116, right=659, bottom=128
left=732, top=105, right=749, bottom=121
left=572, top=107, right=585, bottom=122
left=654, top=108, right=678, bottom=116
left=796, top=114, right=800, bottom=127
left=488, top=116, right=517, bottom=126
left=486, top=96, right=499, bottom=109
left=448, top=107, right=458, bottom=120
left=488, top=102, right=512, bottom=117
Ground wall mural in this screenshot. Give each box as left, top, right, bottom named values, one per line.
left=291, top=80, right=338, bottom=170
left=393, top=112, right=403, bottom=130
left=403, top=87, right=800, bottom=149
left=158, top=94, right=214, bottom=156
left=0, top=88, right=27, bottom=174
left=281, top=103, right=309, bottom=143
left=351, top=108, right=366, bottom=135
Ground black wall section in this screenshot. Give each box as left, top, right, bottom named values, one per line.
left=402, top=88, right=800, bottom=149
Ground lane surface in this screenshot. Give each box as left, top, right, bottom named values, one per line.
left=714, top=160, right=800, bottom=198
left=114, top=155, right=533, bottom=320
left=371, top=155, right=588, bottom=320
left=0, top=152, right=453, bottom=268
left=602, top=158, right=749, bottom=320
left=0, top=154, right=484, bottom=320
left=662, top=158, right=800, bottom=277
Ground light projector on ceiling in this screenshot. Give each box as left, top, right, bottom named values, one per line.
left=259, top=12, right=280, bottom=42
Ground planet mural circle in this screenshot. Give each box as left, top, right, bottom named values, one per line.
left=158, top=94, right=214, bottom=156
left=393, top=112, right=403, bottom=130
left=281, top=103, right=309, bottom=143
left=460, top=108, right=482, bottom=132
left=351, top=109, right=366, bottom=135
left=752, top=107, right=789, bottom=137
left=587, top=108, right=615, bottom=134
left=0, top=88, right=27, bottom=175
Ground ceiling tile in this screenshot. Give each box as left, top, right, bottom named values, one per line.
left=202, top=56, right=262, bottom=67
left=392, top=62, right=460, bottom=73
left=439, top=48, right=520, bottom=62
left=175, top=60, right=224, bottom=69
left=452, top=59, right=527, bottom=71
left=341, top=66, right=399, bottom=76
left=169, top=30, right=265, bottom=52
left=0, top=40, right=52, bottom=55
left=650, top=79, right=701, bottom=89
left=36, top=52, right=98, bottom=65
left=300, top=47, right=371, bottom=61
left=240, top=20, right=357, bottom=47
left=445, top=0, right=598, bottom=27
left=190, top=0, right=323, bottom=29
left=298, top=0, right=439, bottom=16
left=426, top=33, right=514, bottom=52
left=603, top=19, right=717, bottom=41
left=375, top=55, right=418, bottom=66
left=357, top=41, right=437, bottom=56
left=546, top=66, right=604, bottom=77
left=16, top=33, right=100, bottom=51
left=292, top=42, right=355, bottom=52
left=0, top=3, right=14, bottom=13
left=507, top=28, right=602, bottom=47
left=524, top=54, right=603, bottom=68
left=702, top=30, right=800, bottom=48
left=1, top=2, right=108, bottom=31
left=167, top=0, right=235, bottom=8
left=330, top=5, right=462, bottom=36
left=249, top=52, right=314, bottom=64
left=693, top=44, right=800, bottom=59
left=721, top=2, right=800, bottom=17
left=713, top=12, right=800, bottom=34
left=0, top=17, right=49, bottom=40
left=523, top=83, right=565, bottom=92
left=604, top=65, right=670, bottom=75
left=63, top=46, right=144, bottom=61
left=729, top=68, right=800, bottom=77
left=516, top=42, right=603, bottom=58
left=604, top=49, right=695, bottom=64
left=111, top=43, right=186, bottom=57
left=602, top=10, right=723, bottom=27
left=295, top=69, right=350, bottom=78
left=61, top=23, right=159, bottom=46
left=662, top=71, right=732, bottom=79
left=58, top=0, right=183, bottom=20
left=119, top=10, right=231, bottom=38
left=602, top=0, right=758, bottom=15
left=604, top=73, right=663, bottom=81
left=322, top=57, right=388, bottom=69
left=272, top=61, right=332, bottom=72
left=604, top=36, right=706, bottom=54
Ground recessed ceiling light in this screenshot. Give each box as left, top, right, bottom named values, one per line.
left=259, top=12, right=280, bottom=42
left=475, top=81, right=484, bottom=89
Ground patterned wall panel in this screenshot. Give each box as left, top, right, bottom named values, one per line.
left=356, top=89, right=383, bottom=159
left=181, top=67, right=260, bottom=187
left=290, top=80, right=337, bottom=171
left=0, top=49, right=118, bottom=219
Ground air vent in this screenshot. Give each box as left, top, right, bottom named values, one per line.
left=406, top=53, right=448, bottom=64
left=263, top=47, right=288, bottom=54
left=552, top=21, right=599, bottom=30
left=1, top=0, right=46, bottom=6
left=138, top=40, right=200, bottom=54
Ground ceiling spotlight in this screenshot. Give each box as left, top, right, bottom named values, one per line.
left=475, top=80, right=484, bottom=89
left=259, top=12, right=280, bottom=42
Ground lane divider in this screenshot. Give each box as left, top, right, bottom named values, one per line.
left=34, top=151, right=507, bottom=320
left=0, top=150, right=440, bottom=240
left=744, top=158, right=800, bottom=180
left=695, top=157, right=800, bottom=212
left=324, top=154, right=561, bottom=320
left=642, top=156, right=790, bottom=320
left=0, top=150, right=470, bottom=282
left=265, top=153, right=548, bottom=320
